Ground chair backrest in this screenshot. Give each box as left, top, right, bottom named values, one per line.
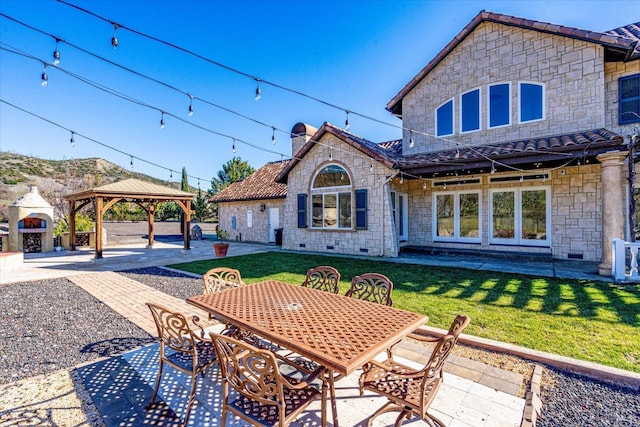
left=419, top=314, right=470, bottom=384
left=346, top=273, right=393, bottom=306
left=211, top=332, right=285, bottom=407
left=301, top=266, right=340, bottom=293
left=202, top=267, right=244, bottom=294
left=146, top=302, right=197, bottom=355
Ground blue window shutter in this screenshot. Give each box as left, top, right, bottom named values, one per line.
left=355, top=189, right=367, bottom=230
left=297, top=194, right=307, bottom=228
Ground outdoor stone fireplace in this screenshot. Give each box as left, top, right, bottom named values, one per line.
left=8, top=186, right=54, bottom=253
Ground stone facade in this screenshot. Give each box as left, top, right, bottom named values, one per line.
left=401, top=22, right=606, bottom=154
left=217, top=199, right=285, bottom=244
left=282, top=133, right=397, bottom=257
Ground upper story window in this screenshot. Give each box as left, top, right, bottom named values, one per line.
left=619, top=73, right=640, bottom=125
left=488, top=83, right=511, bottom=128
left=311, top=164, right=352, bottom=229
left=519, top=82, right=544, bottom=123
left=460, top=88, right=481, bottom=133
left=436, top=99, right=454, bottom=137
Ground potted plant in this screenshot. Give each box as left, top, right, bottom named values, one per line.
left=213, top=229, right=230, bottom=257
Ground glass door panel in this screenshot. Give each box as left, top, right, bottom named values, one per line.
left=436, top=194, right=454, bottom=237
left=521, top=189, right=547, bottom=241
left=492, top=191, right=515, bottom=239
left=459, top=193, right=480, bottom=238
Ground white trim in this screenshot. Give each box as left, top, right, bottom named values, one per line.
left=432, top=190, right=482, bottom=243
left=311, top=163, right=351, bottom=190
left=518, top=81, right=545, bottom=124
left=459, top=87, right=481, bottom=134
left=435, top=98, right=455, bottom=137
left=487, top=82, right=511, bottom=129
left=488, top=186, right=551, bottom=247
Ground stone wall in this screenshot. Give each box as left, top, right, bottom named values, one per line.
left=401, top=21, right=606, bottom=154
left=282, top=133, right=397, bottom=257
left=217, top=198, right=285, bottom=244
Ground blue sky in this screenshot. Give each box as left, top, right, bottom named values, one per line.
left=0, top=0, right=636, bottom=188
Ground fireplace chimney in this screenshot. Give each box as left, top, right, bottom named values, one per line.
left=290, top=122, right=317, bottom=157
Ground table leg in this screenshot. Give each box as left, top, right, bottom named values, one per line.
left=328, top=370, right=339, bottom=427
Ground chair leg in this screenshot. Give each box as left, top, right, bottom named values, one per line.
left=367, top=400, right=403, bottom=427
left=321, top=375, right=328, bottom=427
left=149, top=359, right=164, bottom=406
left=182, top=374, right=198, bottom=427
left=425, top=411, right=447, bottom=427
left=393, top=408, right=412, bottom=427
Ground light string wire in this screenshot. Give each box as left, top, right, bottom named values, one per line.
left=1, top=11, right=582, bottom=178
left=49, top=2, right=579, bottom=171
left=1, top=15, right=585, bottom=184
left=0, top=44, right=286, bottom=159
left=0, top=98, right=210, bottom=185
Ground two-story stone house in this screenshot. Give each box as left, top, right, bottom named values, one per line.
left=223, top=11, right=640, bottom=275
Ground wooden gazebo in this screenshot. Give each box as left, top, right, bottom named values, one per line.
left=64, top=178, right=195, bottom=259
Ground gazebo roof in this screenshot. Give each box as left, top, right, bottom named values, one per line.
left=64, top=178, right=194, bottom=202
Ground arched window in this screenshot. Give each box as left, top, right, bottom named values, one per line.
left=311, top=164, right=352, bottom=229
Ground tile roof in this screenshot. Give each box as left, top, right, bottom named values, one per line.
left=211, top=160, right=290, bottom=202
left=395, top=128, right=625, bottom=175
left=387, top=11, right=640, bottom=115
left=277, top=122, right=397, bottom=182
left=606, top=22, right=640, bottom=60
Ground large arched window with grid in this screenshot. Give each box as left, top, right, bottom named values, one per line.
left=311, top=164, right=352, bottom=229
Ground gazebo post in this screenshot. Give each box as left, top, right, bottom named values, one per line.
left=147, top=202, right=155, bottom=248
left=95, top=196, right=103, bottom=259
left=69, top=200, right=76, bottom=251
left=184, top=200, right=191, bottom=251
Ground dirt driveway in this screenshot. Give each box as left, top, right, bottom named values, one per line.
left=103, top=221, right=217, bottom=245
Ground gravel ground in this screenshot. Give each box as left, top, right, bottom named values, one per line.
left=0, top=277, right=154, bottom=385
left=2, top=267, right=638, bottom=427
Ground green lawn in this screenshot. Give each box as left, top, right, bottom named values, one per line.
left=169, top=252, right=640, bottom=373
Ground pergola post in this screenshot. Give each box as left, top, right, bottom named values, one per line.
left=184, top=200, right=191, bottom=251
left=147, top=202, right=155, bottom=248
left=95, top=196, right=103, bottom=259
left=69, top=200, right=76, bottom=251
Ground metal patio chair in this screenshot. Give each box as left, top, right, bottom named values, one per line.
left=359, top=314, right=471, bottom=427
left=346, top=273, right=394, bottom=306
left=202, top=267, right=245, bottom=294
left=146, top=302, right=218, bottom=427
left=210, top=332, right=326, bottom=427
left=301, top=265, right=340, bottom=294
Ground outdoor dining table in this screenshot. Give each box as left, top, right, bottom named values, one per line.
left=186, top=279, right=428, bottom=427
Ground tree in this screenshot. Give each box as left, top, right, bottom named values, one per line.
left=210, top=157, right=255, bottom=194
left=180, top=167, right=189, bottom=233
left=192, top=191, right=209, bottom=222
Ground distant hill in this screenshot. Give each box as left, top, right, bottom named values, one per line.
left=0, top=152, right=199, bottom=219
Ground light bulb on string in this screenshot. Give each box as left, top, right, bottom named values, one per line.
left=329, top=147, right=333, bottom=160
left=490, top=161, right=496, bottom=174
left=443, top=182, right=447, bottom=190
left=169, top=170, right=173, bottom=180
left=254, top=79, right=261, bottom=101
left=188, top=95, right=194, bottom=117
left=111, top=23, right=119, bottom=49
left=69, top=131, right=75, bottom=147
left=41, top=64, right=48, bottom=87
left=399, top=173, right=403, bottom=184
left=520, top=175, right=524, bottom=182
left=369, top=160, right=373, bottom=172
left=130, top=156, right=134, bottom=168
left=561, top=168, right=566, bottom=176
left=53, top=38, right=61, bottom=66
left=160, top=111, right=165, bottom=129
left=409, top=130, right=414, bottom=148
left=271, top=127, right=276, bottom=145
left=422, top=179, right=427, bottom=190
left=455, top=147, right=460, bottom=159
left=232, top=138, right=236, bottom=153
left=345, top=111, right=350, bottom=130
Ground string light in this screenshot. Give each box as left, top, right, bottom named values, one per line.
left=443, top=182, right=447, bottom=189
left=520, top=175, right=524, bottom=182
left=271, top=127, right=276, bottom=145
left=52, top=38, right=61, bottom=66
left=561, top=168, right=566, bottom=176
left=160, top=111, right=165, bottom=129
left=369, top=159, right=374, bottom=172
left=329, top=147, right=333, bottom=160
left=345, top=111, right=350, bottom=130
left=422, top=179, right=427, bottom=190
left=409, top=130, right=414, bottom=148
left=40, top=63, right=48, bottom=87
left=232, top=138, right=236, bottom=153
left=254, top=79, right=261, bottom=101
left=130, top=155, right=134, bottom=168
left=399, top=173, right=403, bottom=184
left=69, top=130, right=75, bottom=147
left=491, top=161, right=496, bottom=174
left=111, top=23, right=119, bottom=49
left=455, top=147, right=460, bottom=159
left=188, top=94, right=194, bottom=117
left=169, top=169, right=173, bottom=180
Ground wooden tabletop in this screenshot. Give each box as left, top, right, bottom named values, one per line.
left=187, top=280, right=428, bottom=375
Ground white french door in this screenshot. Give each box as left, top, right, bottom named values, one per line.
left=489, top=187, right=550, bottom=246
left=391, top=191, right=408, bottom=241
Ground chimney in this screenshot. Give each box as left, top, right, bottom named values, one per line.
left=290, top=122, right=318, bottom=157
left=30, top=186, right=38, bottom=194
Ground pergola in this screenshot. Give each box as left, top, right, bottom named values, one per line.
left=64, top=178, right=195, bottom=259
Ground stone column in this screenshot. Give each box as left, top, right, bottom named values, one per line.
left=596, top=151, right=628, bottom=276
